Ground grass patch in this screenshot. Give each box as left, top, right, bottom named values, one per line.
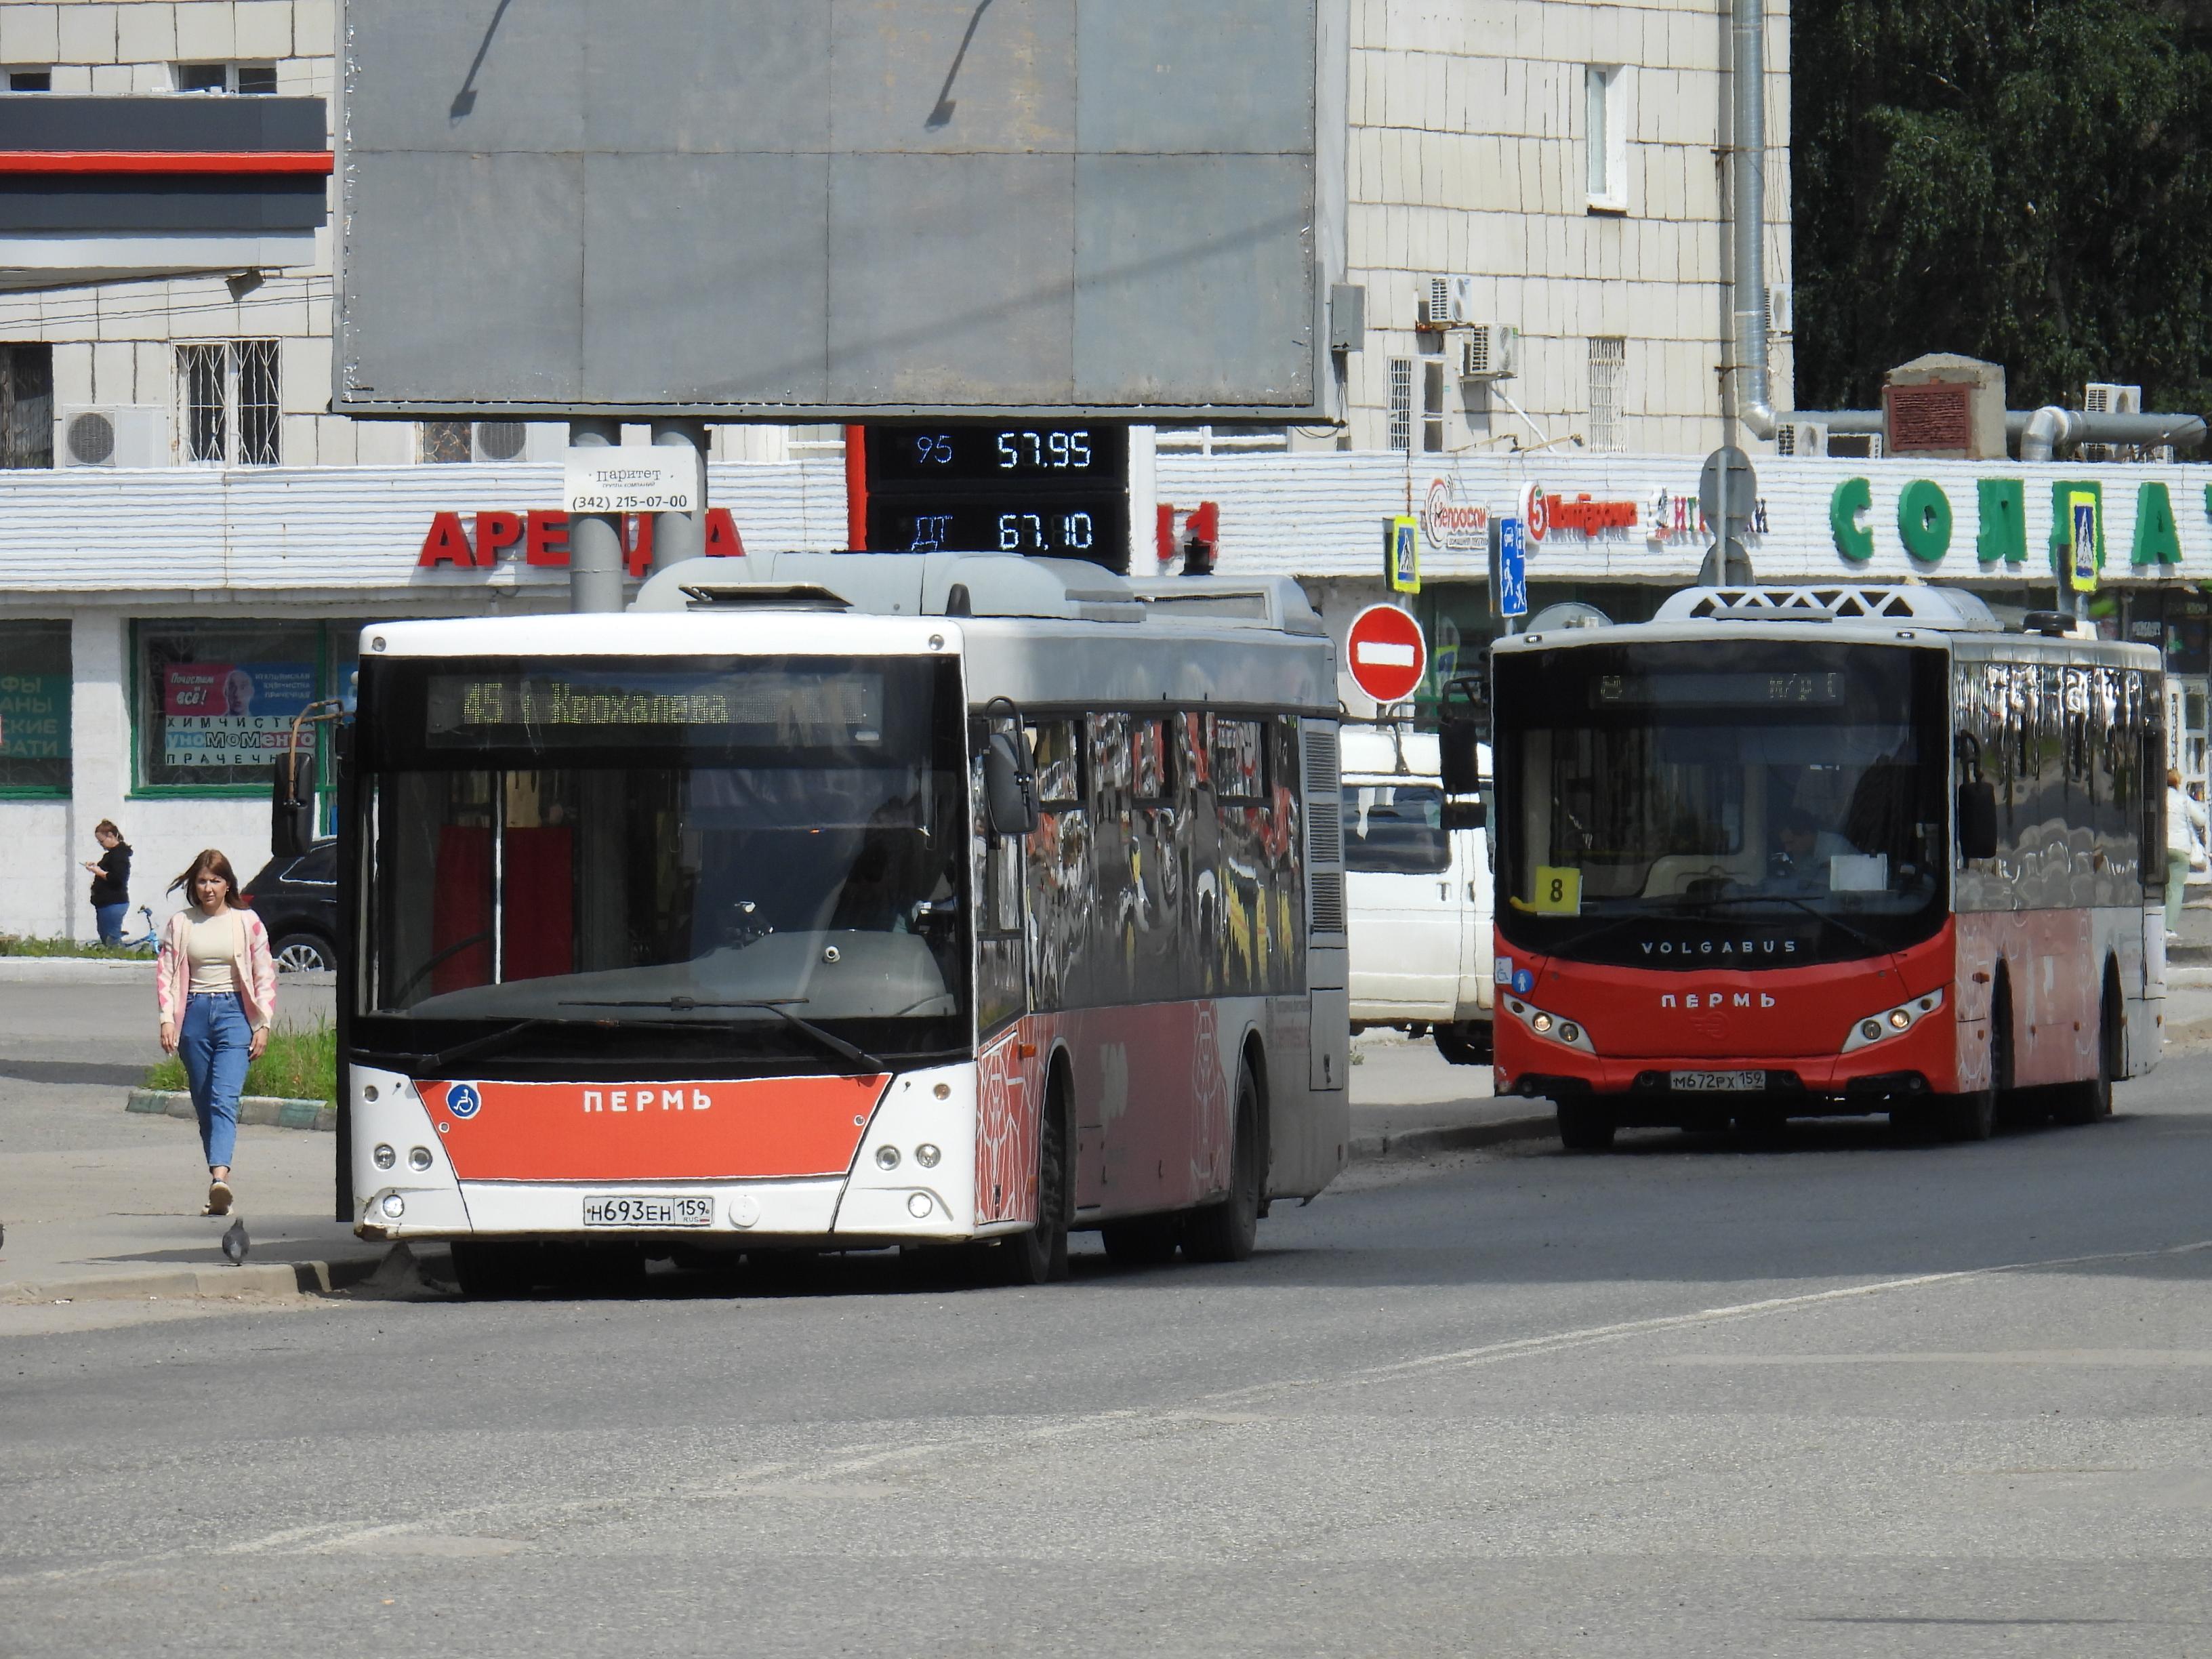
left=0, top=935, right=153, bottom=960
left=144, top=1020, right=338, bottom=1105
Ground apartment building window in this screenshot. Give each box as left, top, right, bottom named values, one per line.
left=5, top=69, right=50, bottom=92
left=175, top=62, right=277, bottom=94
left=178, top=342, right=281, bottom=466
left=1422, top=361, right=1447, bottom=453
left=0, top=344, right=52, bottom=468
left=1587, top=337, right=1626, bottom=453
left=1387, top=357, right=1413, bottom=451
left=1585, top=65, right=1628, bottom=212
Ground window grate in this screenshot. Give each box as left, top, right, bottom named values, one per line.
left=420, top=420, right=472, bottom=464
left=1387, top=358, right=1413, bottom=452
left=1422, top=360, right=1446, bottom=453
left=177, top=341, right=280, bottom=466
left=1587, top=336, right=1626, bottom=453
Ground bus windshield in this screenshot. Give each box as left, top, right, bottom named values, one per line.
left=350, top=654, right=969, bottom=1070
left=1494, top=640, right=1948, bottom=968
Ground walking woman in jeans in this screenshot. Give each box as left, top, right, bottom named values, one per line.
left=156, top=849, right=277, bottom=1216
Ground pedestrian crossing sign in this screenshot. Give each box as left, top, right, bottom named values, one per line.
left=1385, top=515, right=1420, bottom=593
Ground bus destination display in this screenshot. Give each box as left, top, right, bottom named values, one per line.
left=1593, top=672, right=1847, bottom=708
left=424, top=669, right=884, bottom=745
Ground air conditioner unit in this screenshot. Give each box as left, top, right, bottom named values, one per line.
left=1765, top=284, right=1795, bottom=337
left=1457, top=323, right=1519, bottom=382
left=1418, top=274, right=1477, bottom=329
left=470, top=419, right=531, bottom=462
left=57, top=405, right=169, bottom=468
left=1775, top=419, right=1826, bottom=457
left=1825, top=431, right=1883, bottom=461
left=2085, top=382, right=2142, bottom=415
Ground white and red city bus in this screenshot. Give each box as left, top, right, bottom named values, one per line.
left=1488, top=585, right=2165, bottom=1147
left=329, top=553, right=1349, bottom=1292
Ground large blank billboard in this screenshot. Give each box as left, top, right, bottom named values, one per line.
left=336, top=1, right=1327, bottom=417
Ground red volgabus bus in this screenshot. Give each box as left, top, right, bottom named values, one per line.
left=1488, top=585, right=2165, bottom=1148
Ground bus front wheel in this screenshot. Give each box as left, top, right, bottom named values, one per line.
left=1556, top=1099, right=1616, bottom=1152
left=985, top=1074, right=1072, bottom=1286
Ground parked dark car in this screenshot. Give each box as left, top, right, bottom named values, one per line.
left=241, top=839, right=340, bottom=973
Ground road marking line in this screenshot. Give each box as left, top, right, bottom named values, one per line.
left=13, top=1235, right=2211, bottom=1584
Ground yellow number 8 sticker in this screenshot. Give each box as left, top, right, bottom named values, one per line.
left=1532, top=866, right=1582, bottom=915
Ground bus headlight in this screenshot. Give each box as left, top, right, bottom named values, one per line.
left=1842, top=987, right=1944, bottom=1053
left=1503, top=997, right=1595, bottom=1054
left=876, top=1145, right=901, bottom=1170
left=373, top=1144, right=396, bottom=1170
left=380, top=1193, right=406, bottom=1220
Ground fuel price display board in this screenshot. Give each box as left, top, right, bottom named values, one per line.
left=862, top=424, right=1129, bottom=571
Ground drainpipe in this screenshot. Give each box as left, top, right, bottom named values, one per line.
left=1727, top=0, right=1778, bottom=442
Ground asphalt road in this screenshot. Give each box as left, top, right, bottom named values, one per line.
left=5, top=1050, right=2212, bottom=1656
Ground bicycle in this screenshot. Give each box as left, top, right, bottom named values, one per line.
left=115, top=904, right=158, bottom=957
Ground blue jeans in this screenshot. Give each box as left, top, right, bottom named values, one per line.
left=94, top=902, right=127, bottom=945
left=179, top=992, right=251, bottom=1170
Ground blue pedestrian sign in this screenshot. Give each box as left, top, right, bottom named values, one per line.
left=1385, top=514, right=1420, bottom=593
left=1497, top=516, right=1528, bottom=617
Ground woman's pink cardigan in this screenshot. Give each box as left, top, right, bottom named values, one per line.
left=157, top=906, right=278, bottom=1031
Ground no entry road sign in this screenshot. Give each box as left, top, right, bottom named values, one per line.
left=1345, top=604, right=1427, bottom=705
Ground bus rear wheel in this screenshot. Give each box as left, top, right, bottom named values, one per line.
left=1556, top=1098, right=1615, bottom=1152
left=1184, top=1061, right=1263, bottom=1263
left=2053, top=983, right=2120, bottom=1126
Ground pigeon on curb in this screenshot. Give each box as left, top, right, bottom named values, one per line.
left=222, top=1217, right=249, bottom=1267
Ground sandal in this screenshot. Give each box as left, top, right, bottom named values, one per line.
left=206, top=1180, right=234, bottom=1216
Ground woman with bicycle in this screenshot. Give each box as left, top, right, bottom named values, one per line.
left=156, top=849, right=277, bottom=1217
left=83, top=820, right=131, bottom=946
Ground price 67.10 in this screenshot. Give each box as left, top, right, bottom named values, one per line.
left=998, top=512, right=1096, bottom=552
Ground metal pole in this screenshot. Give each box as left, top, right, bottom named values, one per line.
left=650, top=417, right=707, bottom=575
left=567, top=417, right=623, bottom=613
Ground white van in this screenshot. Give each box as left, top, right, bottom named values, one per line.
left=1340, top=726, right=1493, bottom=1064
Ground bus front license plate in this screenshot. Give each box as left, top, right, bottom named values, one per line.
left=1671, top=1071, right=1766, bottom=1092
left=582, top=1195, right=714, bottom=1228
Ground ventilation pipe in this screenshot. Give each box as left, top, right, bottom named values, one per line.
left=2015, top=407, right=2208, bottom=462
left=1727, top=0, right=1778, bottom=443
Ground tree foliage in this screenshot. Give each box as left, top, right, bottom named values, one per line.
left=1795, top=0, right=2212, bottom=413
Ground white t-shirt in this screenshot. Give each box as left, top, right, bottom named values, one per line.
left=185, top=907, right=240, bottom=994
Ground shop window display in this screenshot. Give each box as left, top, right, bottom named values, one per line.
left=0, top=619, right=69, bottom=794
left=136, top=621, right=325, bottom=790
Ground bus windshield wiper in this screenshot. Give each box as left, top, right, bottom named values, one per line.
left=1671, top=892, right=1893, bottom=960
left=354, top=1015, right=607, bottom=1075
left=560, top=997, right=888, bottom=1074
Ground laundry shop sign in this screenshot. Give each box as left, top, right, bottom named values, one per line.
left=415, top=508, right=747, bottom=573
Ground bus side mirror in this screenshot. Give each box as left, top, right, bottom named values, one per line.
left=1442, top=800, right=1486, bottom=832
left=272, top=752, right=317, bottom=859
left=1957, top=779, right=1997, bottom=861
left=1439, top=716, right=1482, bottom=798
left=983, top=731, right=1040, bottom=838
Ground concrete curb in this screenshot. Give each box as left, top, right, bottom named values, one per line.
left=125, top=1088, right=334, bottom=1132
left=1349, top=1111, right=1556, bottom=1162
left=0, top=955, right=154, bottom=983
left=0, top=1247, right=400, bottom=1304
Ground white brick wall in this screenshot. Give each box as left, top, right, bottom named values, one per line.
left=1341, top=0, right=1794, bottom=457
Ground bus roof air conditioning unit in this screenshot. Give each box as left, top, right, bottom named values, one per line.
left=58, top=405, right=169, bottom=468
left=1419, top=274, right=1476, bottom=331
left=1458, top=323, right=1519, bottom=382
left=1775, top=420, right=1826, bottom=457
